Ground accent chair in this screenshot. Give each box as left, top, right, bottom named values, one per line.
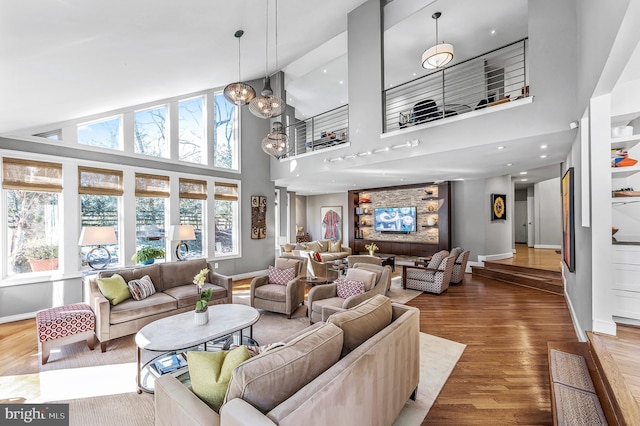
left=451, top=250, right=470, bottom=284
left=250, top=256, right=307, bottom=319
left=346, top=254, right=382, bottom=268
left=403, top=251, right=455, bottom=294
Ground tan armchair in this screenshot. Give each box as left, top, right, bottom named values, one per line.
left=403, top=251, right=455, bottom=294
left=307, top=263, right=391, bottom=324
left=250, top=256, right=307, bottom=319
left=451, top=249, right=470, bottom=284
left=307, top=253, right=340, bottom=282
left=346, top=254, right=382, bottom=268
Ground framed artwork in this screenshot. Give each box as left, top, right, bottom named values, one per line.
left=251, top=195, right=267, bottom=239
left=491, top=193, right=507, bottom=221
left=562, top=168, right=575, bottom=272
left=320, top=206, right=342, bottom=242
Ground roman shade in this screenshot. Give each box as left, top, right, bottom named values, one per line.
left=179, top=178, right=207, bottom=200
left=2, top=157, right=62, bottom=192
left=214, top=182, right=238, bottom=201
left=135, top=173, right=170, bottom=198
left=78, top=166, right=124, bottom=196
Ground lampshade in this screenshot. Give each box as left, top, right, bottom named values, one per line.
left=249, top=77, right=285, bottom=119
left=170, top=225, right=196, bottom=241
left=223, top=30, right=256, bottom=106
left=261, top=121, right=287, bottom=158
left=422, top=11, right=454, bottom=70
left=79, top=226, right=117, bottom=246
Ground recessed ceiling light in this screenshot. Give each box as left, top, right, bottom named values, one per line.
left=498, top=146, right=505, bottom=150
left=412, top=72, right=417, bottom=76
left=323, top=69, right=327, bottom=73
left=541, top=154, right=547, bottom=158
left=491, top=29, right=496, bottom=35
left=400, top=178, right=404, bottom=181
left=506, top=163, right=513, bottom=166
left=339, top=80, right=343, bottom=85
left=521, top=178, right=528, bottom=182
left=389, top=84, right=393, bottom=87
left=296, top=174, right=299, bottom=177
left=385, top=147, right=390, bottom=151
left=520, top=171, right=527, bottom=175
left=540, top=144, right=548, bottom=149
left=340, top=100, right=344, bottom=104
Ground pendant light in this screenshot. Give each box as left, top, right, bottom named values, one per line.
left=261, top=121, right=287, bottom=158
left=223, top=30, right=256, bottom=106
left=249, top=0, right=285, bottom=119
left=422, top=12, right=454, bottom=69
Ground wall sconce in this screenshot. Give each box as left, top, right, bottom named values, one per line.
left=171, top=225, right=196, bottom=261
left=79, top=226, right=118, bottom=270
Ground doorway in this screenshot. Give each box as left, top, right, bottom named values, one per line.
left=515, top=200, right=528, bottom=244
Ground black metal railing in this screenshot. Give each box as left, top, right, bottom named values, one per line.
left=384, top=39, right=529, bottom=133
left=284, top=104, right=349, bottom=157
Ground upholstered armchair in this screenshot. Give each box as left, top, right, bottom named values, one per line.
left=307, top=263, right=391, bottom=324
left=250, top=256, right=307, bottom=319
left=307, top=253, right=340, bottom=282
left=451, top=250, right=470, bottom=284
left=403, top=251, right=455, bottom=294
left=346, top=255, right=382, bottom=268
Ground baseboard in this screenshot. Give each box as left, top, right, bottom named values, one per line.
left=0, top=311, right=37, bottom=324
left=533, top=244, right=561, bottom=250
left=613, top=316, right=640, bottom=327
left=477, top=252, right=513, bottom=262
left=564, top=285, right=587, bottom=342
left=231, top=270, right=267, bottom=281
left=466, top=261, right=483, bottom=272
left=592, top=319, right=617, bottom=336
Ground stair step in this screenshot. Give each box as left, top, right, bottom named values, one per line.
left=472, top=265, right=564, bottom=295
left=483, top=261, right=562, bottom=280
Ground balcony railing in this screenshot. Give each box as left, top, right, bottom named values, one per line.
left=384, top=39, right=528, bottom=133
left=284, top=104, right=349, bottom=158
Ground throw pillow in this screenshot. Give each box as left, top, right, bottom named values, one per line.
left=307, top=241, right=322, bottom=253
left=318, top=240, right=330, bottom=252
left=327, top=294, right=393, bottom=357
left=335, top=278, right=365, bottom=299
left=225, top=323, right=343, bottom=414
left=346, top=268, right=377, bottom=291
left=188, top=346, right=250, bottom=413
left=313, top=251, right=323, bottom=262
left=96, top=274, right=131, bottom=306
left=127, top=275, right=156, bottom=301
left=268, top=265, right=296, bottom=285
left=329, top=240, right=342, bottom=253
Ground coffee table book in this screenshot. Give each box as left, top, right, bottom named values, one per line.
left=150, top=352, right=188, bottom=377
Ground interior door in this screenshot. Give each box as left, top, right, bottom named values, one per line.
left=514, top=201, right=528, bottom=244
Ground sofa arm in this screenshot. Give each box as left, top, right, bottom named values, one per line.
left=343, top=246, right=352, bottom=256
left=155, top=375, right=220, bottom=426
left=249, top=275, right=269, bottom=307
left=322, top=305, right=347, bottom=322
left=207, top=263, right=233, bottom=304
left=84, top=276, right=110, bottom=344
left=220, top=399, right=277, bottom=426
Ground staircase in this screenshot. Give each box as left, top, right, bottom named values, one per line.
left=472, top=261, right=563, bottom=295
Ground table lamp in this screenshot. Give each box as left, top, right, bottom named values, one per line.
left=171, top=225, right=196, bottom=261
left=79, top=226, right=118, bottom=270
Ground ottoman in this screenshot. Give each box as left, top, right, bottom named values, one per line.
left=36, top=303, right=96, bottom=364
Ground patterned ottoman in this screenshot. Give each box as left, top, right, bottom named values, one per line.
left=36, top=303, right=96, bottom=364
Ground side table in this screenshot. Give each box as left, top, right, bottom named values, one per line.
left=304, top=276, right=328, bottom=286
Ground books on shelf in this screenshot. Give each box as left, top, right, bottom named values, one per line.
left=149, top=352, right=188, bottom=377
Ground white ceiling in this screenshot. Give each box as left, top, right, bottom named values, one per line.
left=1, top=0, right=571, bottom=194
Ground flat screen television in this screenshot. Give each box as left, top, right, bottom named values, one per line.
left=374, top=207, right=417, bottom=232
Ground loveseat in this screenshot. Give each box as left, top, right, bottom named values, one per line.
left=281, top=239, right=351, bottom=262
left=84, top=258, right=232, bottom=351
left=155, top=295, right=420, bottom=426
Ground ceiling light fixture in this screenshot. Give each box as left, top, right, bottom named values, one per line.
left=540, top=144, right=548, bottom=149
left=249, top=0, right=285, bottom=119
left=422, top=12, right=454, bottom=69
left=520, top=171, right=527, bottom=175
left=540, top=154, right=547, bottom=158
left=521, top=178, right=528, bottom=182
left=223, top=30, right=256, bottom=106
left=498, top=146, right=505, bottom=150
left=261, top=121, right=287, bottom=158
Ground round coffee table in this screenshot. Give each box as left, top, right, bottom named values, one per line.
left=135, top=304, right=260, bottom=393
left=304, top=276, right=328, bottom=286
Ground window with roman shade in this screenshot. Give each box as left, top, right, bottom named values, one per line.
left=78, top=166, right=123, bottom=196
left=214, top=181, right=239, bottom=256
left=2, top=157, right=62, bottom=192
left=135, top=173, right=170, bottom=197
left=179, top=178, right=207, bottom=258
left=179, top=178, right=207, bottom=200
left=214, top=182, right=238, bottom=201
left=135, top=173, right=168, bottom=259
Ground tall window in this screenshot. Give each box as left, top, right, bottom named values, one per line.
left=214, top=182, right=238, bottom=255
left=179, top=178, right=206, bottom=258
left=179, top=97, right=205, bottom=164
left=4, top=158, right=61, bottom=275
left=78, top=116, right=122, bottom=150
left=134, top=105, right=168, bottom=158
left=213, top=92, right=238, bottom=169
left=78, top=167, right=122, bottom=267
left=135, top=173, right=169, bottom=262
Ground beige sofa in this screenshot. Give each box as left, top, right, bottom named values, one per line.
left=84, top=258, right=232, bottom=351
left=281, top=239, right=352, bottom=262
left=155, top=296, right=420, bottom=426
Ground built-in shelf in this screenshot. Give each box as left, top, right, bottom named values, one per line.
left=612, top=197, right=640, bottom=204
left=611, top=135, right=640, bottom=150
left=611, top=166, right=640, bottom=178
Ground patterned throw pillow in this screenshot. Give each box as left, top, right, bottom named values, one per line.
left=335, top=278, right=365, bottom=299
left=127, top=275, right=157, bottom=300
left=268, top=266, right=296, bottom=285
left=313, top=251, right=323, bottom=262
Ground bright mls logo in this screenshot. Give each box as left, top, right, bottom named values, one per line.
left=2, top=404, right=68, bottom=425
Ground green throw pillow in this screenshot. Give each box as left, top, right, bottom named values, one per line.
left=96, top=274, right=131, bottom=305
left=188, top=346, right=250, bottom=412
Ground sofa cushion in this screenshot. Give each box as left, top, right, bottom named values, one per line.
left=306, top=241, right=322, bottom=253
left=329, top=240, right=342, bottom=253
left=346, top=268, right=376, bottom=291
left=318, top=240, right=330, bottom=252
left=335, top=278, right=365, bottom=299
left=225, top=323, right=343, bottom=414
left=110, top=292, right=177, bottom=324
left=254, top=284, right=287, bottom=302
left=160, top=258, right=209, bottom=290
left=188, top=346, right=251, bottom=412
left=97, top=274, right=131, bottom=306
left=350, top=263, right=383, bottom=285
left=99, top=265, right=162, bottom=291
left=127, top=275, right=156, bottom=301
left=163, top=283, right=226, bottom=309
left=327, top=294, right=393, bottom=357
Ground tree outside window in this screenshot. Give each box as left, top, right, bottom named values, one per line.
left=135, top=106, right=168, bottom=158
left=78, top=116, right=121, bottom=150
left=135, top=197, right=166, bottom=260
left=213, top=93, right=237, bottom=169
left=80, top=195, right=119, bottom=266
left=179, top=97, right=205, bottom=164
left=180, top=198, right=204, bottom=257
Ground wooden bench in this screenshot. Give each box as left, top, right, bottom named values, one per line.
left=547, top=341, right=623, bottom=425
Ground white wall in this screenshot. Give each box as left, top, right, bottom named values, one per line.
left=533, top=177, right=562, bottom=248
left=304, top=193, right=349, bottom=244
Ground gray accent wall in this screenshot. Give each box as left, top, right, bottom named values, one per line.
left=533, top=177, right=562, bottom=247
left=452, top=180, right=485, bottom=262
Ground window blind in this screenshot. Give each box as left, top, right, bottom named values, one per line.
left=135, top=173, right=170, bottom=198
left=2, top=157, right=63, bottom=192
left=179, top=178, right=207, bottom=200
left=78, top=166, right=124, bottom=196
left=214, top=182, right=238, bottom=201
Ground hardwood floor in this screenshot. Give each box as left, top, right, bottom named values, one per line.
left=1, top=265, right=635, bottom=424
left=491, top=244, right=562, bottom=272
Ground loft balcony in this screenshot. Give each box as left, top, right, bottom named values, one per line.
left=284, top=104, right=349, bottom=158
